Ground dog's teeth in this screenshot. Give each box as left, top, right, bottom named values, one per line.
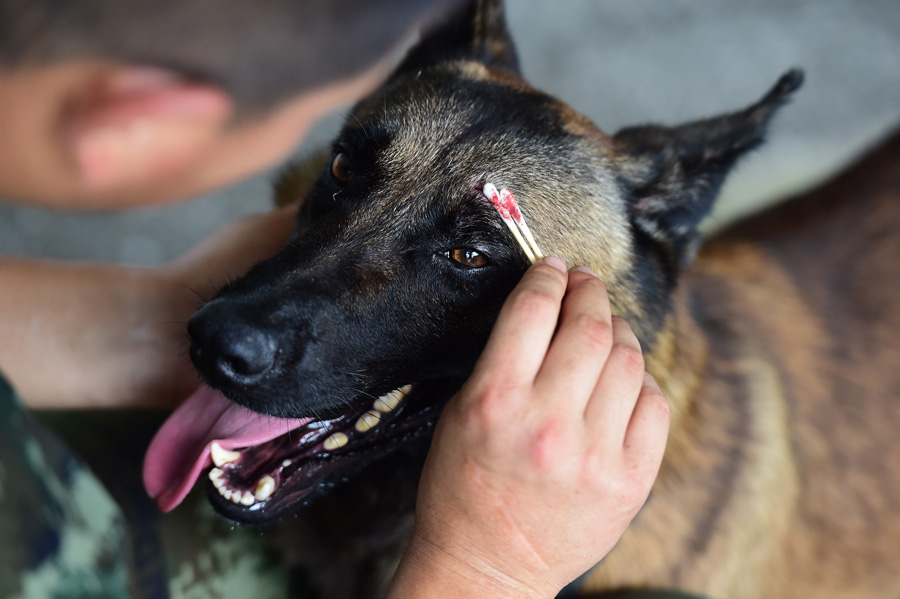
left=210, top=441, right=241, bottom=467
left=222, top=488, right=233, bottom=501
left=240, top=492, right=255, bottom=506
left=397, top=384, right=412, bottom=396
left=231, top=490, right=243, bottom=504
left=254, top=476, right=276, bottom=501
left=355, top=410, right=381, bottom=433
left=209, top=467, right=226, bottom=488
left=374, top=391, right=402, bottom=413
left=323, top=432, right=349, bottom=450
left=282, top=459, right=292, bottom=467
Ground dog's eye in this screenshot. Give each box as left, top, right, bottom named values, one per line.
left=444, top=249, right=489, bottom=268
left=331, top=152, right=351, bottom=184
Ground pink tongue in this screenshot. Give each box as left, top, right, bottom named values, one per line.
left=143, top=386, right=311, bottom=512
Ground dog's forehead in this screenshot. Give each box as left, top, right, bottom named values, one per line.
left=336, top=62, right=634, bottom=274
left=360, top=65, right=577, bottom=167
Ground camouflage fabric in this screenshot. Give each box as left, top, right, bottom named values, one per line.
left=0, top=372, right=129, bottom=599
left=0, top=373, right=290, bottom=599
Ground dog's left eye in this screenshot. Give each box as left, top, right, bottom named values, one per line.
left=443, top=249, right=489, bottom=268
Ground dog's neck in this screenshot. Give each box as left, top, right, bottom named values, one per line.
left=644, top=285, right=709, bottom=436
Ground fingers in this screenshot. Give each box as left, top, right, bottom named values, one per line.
left=583, top=316, right=647, bottom=445
left=533, top=266, right=613, bottom=412
left=622, top=373, right=671, bottom=464
left=469, top=257, right=568, bottom=390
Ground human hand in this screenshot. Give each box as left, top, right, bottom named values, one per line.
left=388, top=258, right=670, bottom=599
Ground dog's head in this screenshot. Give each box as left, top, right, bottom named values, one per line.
left=144, top=0, right=801, bottom=522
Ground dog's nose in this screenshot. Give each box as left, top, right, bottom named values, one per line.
left=188, top=303, right=278, bottom=386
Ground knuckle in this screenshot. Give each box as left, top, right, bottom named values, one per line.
left=528, top=419, right=566, bottom=469
left=582, top=276, right=609, bottom=295
left=533, top=262, right=569, bottom=280
left=509, top=285, right=560, bottom=316
left=643, top=387, right=671, bottom=421
left=468, top=382, right=515, bottom=425
left=613, top=343, right=645, bottom=375
left=610, top=314, right=632, bottom=333
left=572, top=313, right=613, bottom=349
left=614, top=471, right=651, bottom=508
left=587, top=454, right=655, bottom=509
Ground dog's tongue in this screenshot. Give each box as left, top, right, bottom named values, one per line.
left=143, top=386, right=310, bottom=512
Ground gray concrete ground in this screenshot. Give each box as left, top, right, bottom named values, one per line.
left=1, top=0, right=899, bottom=264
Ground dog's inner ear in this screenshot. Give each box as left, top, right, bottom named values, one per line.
left=397, top=0, right=519, bottom=75
left=615, top=70, right=803, bottom=272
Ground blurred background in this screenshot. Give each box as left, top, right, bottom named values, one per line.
left=1, top=0, right=899, bottom=263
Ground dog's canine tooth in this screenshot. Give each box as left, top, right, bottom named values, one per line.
left=210, top=441, right=241, bottom=467
left=240, top=492, right=255, bottom=506
left=355, top=410, right=381, bottom=433
left=323, top=432, right=349, bottom=450
left=254, top=476, right=276, bottom=501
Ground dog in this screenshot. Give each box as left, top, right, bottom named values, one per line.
left=144, top=0, right=900, bottom=596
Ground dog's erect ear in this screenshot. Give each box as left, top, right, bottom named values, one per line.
left=615, top=69, right=804, bottom=272
left=397, top=0, right=519, bottom=75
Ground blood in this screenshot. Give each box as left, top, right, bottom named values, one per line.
left=482, top=183, right=511, bottom=219
left=500, top=189, right=522, bottom=222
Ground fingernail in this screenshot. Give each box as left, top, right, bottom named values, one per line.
left=572, top=265, right=597, bottom=277
left=541, top=256, right=566, bottom=272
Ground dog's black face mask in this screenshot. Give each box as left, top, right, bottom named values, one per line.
left=190, top=79, right=580, bottom=419
left=184, top=72, right=566, bottom=520
left=165, top=0, right=800, bottom=523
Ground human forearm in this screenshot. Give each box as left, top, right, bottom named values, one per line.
left=0, top=205, right=299, bottom=409
left=0, top=257, right=196, bottom=409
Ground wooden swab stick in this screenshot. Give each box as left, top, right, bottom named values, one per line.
left=482, top=183, right=536, bottom=263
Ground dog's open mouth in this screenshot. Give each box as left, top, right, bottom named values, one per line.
left=143, top=382, right=446, bottom=523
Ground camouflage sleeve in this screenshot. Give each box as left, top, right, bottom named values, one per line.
left=0, top=372, right=130, bottom=599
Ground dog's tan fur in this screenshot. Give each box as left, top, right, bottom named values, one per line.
left=581, top=132, right=900, bottom=598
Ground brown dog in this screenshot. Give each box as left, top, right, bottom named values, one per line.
left=146, top=0, right=900, bottom=596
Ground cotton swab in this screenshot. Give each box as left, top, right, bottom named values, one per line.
left=482, top=183, right=543, bottom=263
left=499, top=188, right=544, bottom=260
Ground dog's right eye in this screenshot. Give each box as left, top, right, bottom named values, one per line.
left=331, top=152, right=351, bottom=184
left=443, top=249, right=489, bottom=268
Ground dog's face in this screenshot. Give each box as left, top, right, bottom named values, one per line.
left=183, top=0, right=800, bottom=522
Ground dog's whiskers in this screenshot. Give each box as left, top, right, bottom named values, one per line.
left=347, top=111, right=371, bottom=140
left=179, top=284, right=208, bottom=305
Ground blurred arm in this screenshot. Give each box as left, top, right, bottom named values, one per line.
left=0, top=206, right=297, bottom=409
